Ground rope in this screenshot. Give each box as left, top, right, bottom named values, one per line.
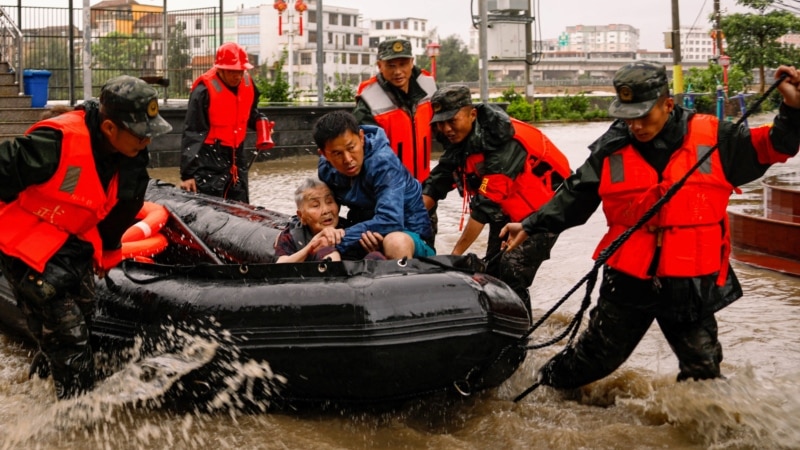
left=511, top=73, right=789, bottom=403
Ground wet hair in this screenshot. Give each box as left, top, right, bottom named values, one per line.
left=294, top=177, right=330, bottom=208
left=312, top=110, right=360, bottom=151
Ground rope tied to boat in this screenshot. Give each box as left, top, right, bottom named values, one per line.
left=512, top=73, right=790, bottom=403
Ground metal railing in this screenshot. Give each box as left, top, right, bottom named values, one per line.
left=0, top=5, right=23, bottom=95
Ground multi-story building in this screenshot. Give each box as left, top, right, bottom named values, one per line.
left=679, top=27, right=722, bottom=63
left=367, top=17, right=435, bottom=57
left=562, top=24, right=639, bottom=53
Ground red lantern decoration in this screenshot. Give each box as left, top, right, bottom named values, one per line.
left=295, top=0, right=307, bottom=36
left=273, top=0, right=287, bottom=35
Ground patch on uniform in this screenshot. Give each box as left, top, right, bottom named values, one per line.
left=60, top=166, right=81, bottom=194
left=479, top=177, right=489, bottom=194
left=147, top=98, right=159, bottom=118
left=618, top=85, right=634, bottom=102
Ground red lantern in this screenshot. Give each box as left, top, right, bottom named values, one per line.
left=274, top=0, right=287, bottom=35
left=295, top=0, right=307, bottom=36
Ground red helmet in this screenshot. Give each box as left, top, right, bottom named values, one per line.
left=214, top=42, right=254, bottom=71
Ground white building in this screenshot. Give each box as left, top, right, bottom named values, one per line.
left=367, top=17, right=436, bottom=57
left=678, top=27, right=722, bottom=63
left=562, top=24, right=640, bottom=53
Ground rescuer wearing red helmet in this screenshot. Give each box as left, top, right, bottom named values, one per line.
left=180, top=42, right=269, bottom=203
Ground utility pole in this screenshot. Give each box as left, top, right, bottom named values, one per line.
left=671, top=0, right=683, bottom=96
left=714, top=0, right=723, bottom=56
left=479, top=0, right=488, bottom=102
left=316, top=0, right=324, bottom=106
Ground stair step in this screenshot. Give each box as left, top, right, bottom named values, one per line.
left=0, top=96, right=36, bottom=108
left=0, top=122, right=38, bottom=135
left=0, top=107, right=44, bottom=122
left=0, top=72, right=17, bottom=84
left=0, top=84, right=22, bottom=96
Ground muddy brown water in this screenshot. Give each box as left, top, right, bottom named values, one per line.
left=1, top=117, right=798, bottom=449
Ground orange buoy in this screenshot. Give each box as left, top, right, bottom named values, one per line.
left=122, top=202, right=169, bottom=243
left=121, top=233, right=168, bottom=260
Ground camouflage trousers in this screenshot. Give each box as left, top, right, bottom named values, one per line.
left=485, top=222, right=559, bottom=315
left=0, top=252, right=96, bottom=399
left=538, top=294, right=724, bottom=390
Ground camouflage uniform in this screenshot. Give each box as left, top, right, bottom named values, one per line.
left=523, top=61, right=800, bottom=388
left=422, top=87, right=560, bottom=311
left=0, top=76, right=171, bottom=399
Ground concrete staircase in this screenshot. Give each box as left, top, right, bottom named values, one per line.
left=0, top=61, right=45, bottom=142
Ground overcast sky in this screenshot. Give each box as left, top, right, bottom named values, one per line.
left=60, top=0, right=754, bottom=50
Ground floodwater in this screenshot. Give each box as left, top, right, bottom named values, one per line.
left=2, top=118, right=799, bottom=450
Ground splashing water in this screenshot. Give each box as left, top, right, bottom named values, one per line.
left=0, top=317, right=284, bottom=449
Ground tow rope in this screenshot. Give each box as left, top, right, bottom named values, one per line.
left=512, top=73, right=790, bottom=403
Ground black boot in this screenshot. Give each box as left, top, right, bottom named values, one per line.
left=29, top=350, right=51, bottom=379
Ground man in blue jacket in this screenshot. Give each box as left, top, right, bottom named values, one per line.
left=314, top=110, right=434, bottom=260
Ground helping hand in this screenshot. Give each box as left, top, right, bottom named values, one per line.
left=776, top=65, right=800, bottom=109
left=359, top=230, right=384, bottom=253
left=499, top=222, right=528, bottom=252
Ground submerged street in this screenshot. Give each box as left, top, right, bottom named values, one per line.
left=1, top=119, right=798, bottom=449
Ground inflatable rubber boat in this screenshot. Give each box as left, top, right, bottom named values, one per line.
left=0, top=181, right=531, bottom=407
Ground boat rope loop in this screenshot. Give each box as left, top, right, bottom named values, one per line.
left=512, top=73, right=790, bottom=403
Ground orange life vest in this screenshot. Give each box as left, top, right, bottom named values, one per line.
left=193, top=68, right=255, bottom=148
left=0, top=111, right=119, bottom=272
left=593, top=114, right=733, bottom=284
left=468, top=119, right=571, bottom=222
left=357, top=72, right=436, bottom=181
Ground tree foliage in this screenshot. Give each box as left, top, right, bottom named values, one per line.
left=168, top=22, right=193, bottom=98
left=255, top=50, right=292, bottom=103
left=721, top=0, right=800, bottom=92
left=415, top=35, right=478, bottom=83
left=91, top=31, right=151, bottom=82
left=324, top=74, right=356, bottom=102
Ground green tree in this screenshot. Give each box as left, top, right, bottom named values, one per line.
left=683, top=63, right=750, bottom=94
left=255, top=50, right=292, bottom=103
left=416, top=35, right=478, bottom=83
left=91, top=31, right=151, bottom=82
left=168, top=22, right=193, bottom=99
left=721, top=0, right=800, bottom=92
left=324, top=74, right=356, bottom=102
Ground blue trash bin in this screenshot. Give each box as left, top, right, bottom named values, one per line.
left=22, top=69, right=52, bottom=108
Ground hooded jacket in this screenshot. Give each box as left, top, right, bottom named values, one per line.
left=318, top=125, right=433, bottom=254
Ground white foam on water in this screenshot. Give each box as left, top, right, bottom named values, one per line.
left=618, top=365, right=800, bottom=449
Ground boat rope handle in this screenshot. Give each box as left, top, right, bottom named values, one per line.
left=512, top=72, right=790, bottom=403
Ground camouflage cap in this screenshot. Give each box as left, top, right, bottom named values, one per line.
left=99, top=75, right=172, bottom=139
left=430, top=85, right=473, bottom=123
left=608, top=61, right=670, bottom=119
left=377, top=38, right=413, bottom=61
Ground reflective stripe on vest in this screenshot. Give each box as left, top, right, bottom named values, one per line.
left=0, top=111, right=119, bottom=272
left=593, top=114, right=733, bottom=280
left=357, top=73, right=436, bottom=181
left=196, top=68, right=255, bottom=148
left=471, top=120, right=572, bottom=222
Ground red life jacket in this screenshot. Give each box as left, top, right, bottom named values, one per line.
left=356, top=72, right=436, bottom=182
left=593, top=114, right=733, bottom=284
left=469, top=119, right=571, bottom=222
left=0, top=111, right=119, bottom=272
left=193, top=68, right=255, bottom=148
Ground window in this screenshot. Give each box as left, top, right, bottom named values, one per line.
left=329, top=13, right=338, bottom=25
left=308, top=10, right=316, bottom=23
left=355, top=34, right=363, bottom=46
left=342, top=14, right=351, bottom=27
left=328, top=32, right=333, bottom=44
left=301, top=53, right=312, bottom=65
left=195, top=18, right=202, bottom=30
left=308, top=30, right=317, bottom=43
left=414, top=21, right=418, bottom=31
left=238, top=15, right=258, bottom=27
left=393, top=20, right=402, bottom=29
left=349, top=53, right=358, bottom=64
left=193, top=37, right=201, bottom=49
left=238, top=34, right=259, bottom=46
left=361, top=53, right=370, bottom=64
left=346, top=34, right=351, bottom=45
left=375, top=22, right=383, bottom=30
